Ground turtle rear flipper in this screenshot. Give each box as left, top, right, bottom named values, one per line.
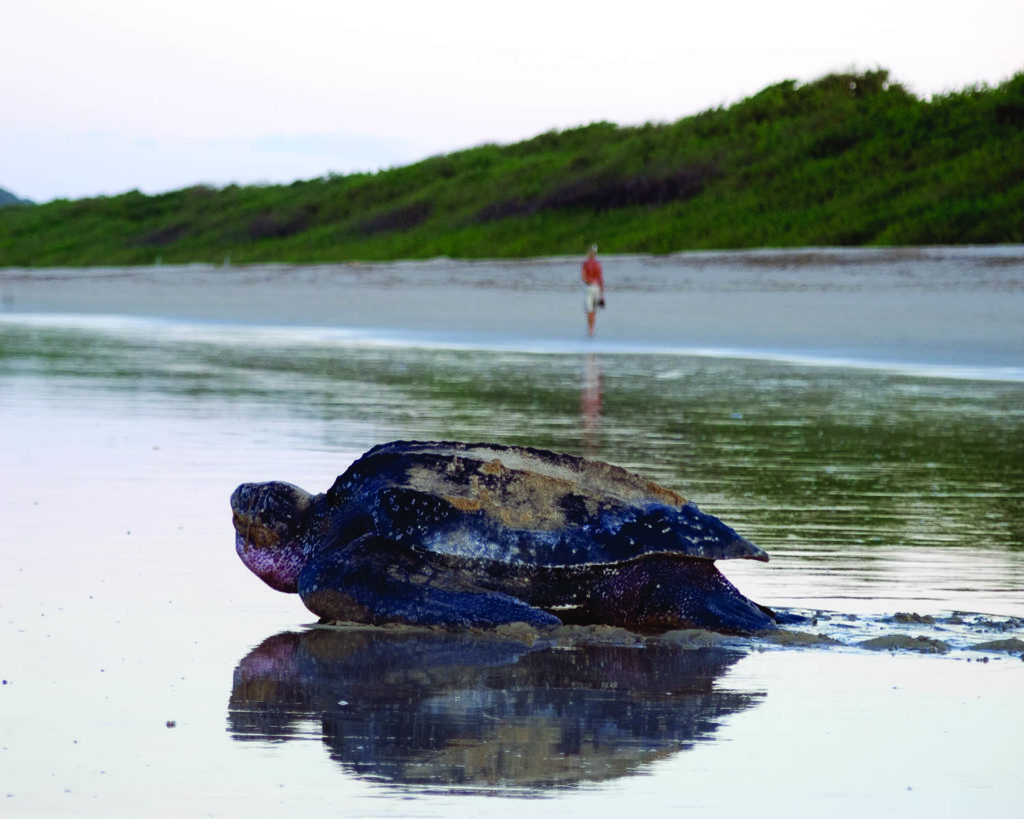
left=698, top=587, right=776, bottom=633
left=297, top=534, right=561, bottom=629
left=549, top=554, right=775, bottom=634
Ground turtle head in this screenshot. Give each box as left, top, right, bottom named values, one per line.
left=231, top=481, right=319, bottom=593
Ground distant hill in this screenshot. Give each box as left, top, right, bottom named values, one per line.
left=0, top=68, right=1022, bottom=266
left=0, top=187, right=33, bottom=208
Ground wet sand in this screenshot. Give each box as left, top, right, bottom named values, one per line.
left=3, top=246, right=1023, bottom=373
left=2, top=259, right=1023, bottom=816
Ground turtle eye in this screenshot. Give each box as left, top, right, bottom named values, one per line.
left=231, top=481, right=314, bottom=547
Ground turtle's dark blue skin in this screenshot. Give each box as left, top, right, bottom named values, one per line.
left=231, top=441, right=779, bottom=634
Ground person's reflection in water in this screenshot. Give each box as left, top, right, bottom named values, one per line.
left=228, top=627, right=763, bottom=795
left=581, top=353, right=602, bottom=454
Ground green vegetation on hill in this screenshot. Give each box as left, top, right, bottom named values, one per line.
left=2, top=69, right=1022, bottom=266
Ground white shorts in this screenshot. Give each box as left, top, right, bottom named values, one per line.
left=585, top=284, right=602, bottom=313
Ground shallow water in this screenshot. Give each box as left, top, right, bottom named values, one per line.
left=1, top=302, right=1023, bottom=815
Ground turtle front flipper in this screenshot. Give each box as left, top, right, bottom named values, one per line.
left=296, top=534, right=561, bottom=630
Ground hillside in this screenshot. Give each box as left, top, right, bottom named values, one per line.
left=1, top=69, right=1022, bottom=266
left=0, top=188, right=33, bottom=208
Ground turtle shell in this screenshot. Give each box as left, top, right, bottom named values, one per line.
left=325, top=441, right=767, bottom=567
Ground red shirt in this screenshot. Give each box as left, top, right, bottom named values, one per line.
left=581, top=257, right=604, bottom=289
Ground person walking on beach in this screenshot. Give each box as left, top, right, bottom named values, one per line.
left=581, top=244, right=605, bottom=336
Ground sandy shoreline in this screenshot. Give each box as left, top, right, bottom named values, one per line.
left=2, top=247, right=1023, bottom=373
left=2, top=254, right=1023, bottom=815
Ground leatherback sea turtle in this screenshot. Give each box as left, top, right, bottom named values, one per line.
left=231, top=440, right=778, bottom=633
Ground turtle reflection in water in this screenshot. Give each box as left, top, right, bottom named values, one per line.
left=228, top=628, right=762, bottom=791
left=231, top=440, right=780, bottom=634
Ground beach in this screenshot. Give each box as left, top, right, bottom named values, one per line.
left=1, top=247, right=1023, bottom=817
left=3, top=246, right=1023, bottom=375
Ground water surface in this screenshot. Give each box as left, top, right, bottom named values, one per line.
left=1, top=273, right=1022, bottom=816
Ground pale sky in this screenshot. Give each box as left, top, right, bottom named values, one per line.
left=2, top=0, right=1022, bottom=203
